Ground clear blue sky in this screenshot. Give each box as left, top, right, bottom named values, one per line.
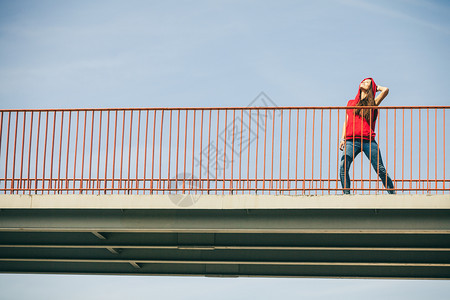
left=0, top=0, right=449, bottom=298
left=0, top=0, right=449, bottom=110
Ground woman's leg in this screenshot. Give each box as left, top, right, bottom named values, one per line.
left=340, top=140, right=361, bottom=194
left=363, top=140, right=395, bottom=194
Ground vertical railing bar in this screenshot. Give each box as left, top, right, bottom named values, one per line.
left=80, top=111, right=87, bottom=193
left=42, top=112, right=49, bottom=194
left=263, top=110, right=267, bottom=194
left=57, top=112, right=64, bottom=194
left=351, top=108, right=355, bottom=194
left=31, top=112, right=39, bottom=192
left=127, top=110, right=134, bottom=194
left=112, top=111, right=118, bottom=193
left=167, top=110, right=172, bottom=194
left=3, top=112, right=11, bottom=193
left=231, top=110, right=236, bottom=194
left=385, top=109, right=388, bottom=192
left=393, top=109, right=396, bottom=193
left=143, top=110, right=149, bottom=194
left=360, top=109, right=364, bottom=194
left=410, top=109, right=413, bottom=194
left=87, top=111, right=94, bottom=193
left=49, top=111, right=57, bottom=194
left=319, top=109, right=323, bottom=195
left=255, top=109, right=259, bottom=194
left=27, top=112, right=34, bottom=192
left=295, top=109, right=299, bottom=195
left=64, top=112, right=71, bottom=193
left=402, top=109, right=405, bottom=193
left=303, top=110, right=307, bottom=195
left=8, top=112, right=17, bottom=193
left=159, top=110, right=165, bottom=193
left=192, top=110, right=197, bottom=194
left=11, top=112, right=19, bottom=193
left=222, top=110, right=227, bottom=195
left=418, top=110, right=421, bottom=193
left=287, top=109, right=291, bottom=195
left=119, top=110, right=126, bottom=192
left=207, top=110, right=211, bottom=194
left=435, top=109, right=437, bottom=192
left=176, top=110, right=181, bottom=193
left=343, top=111, right=349, bottom=194
left=135, top=110, right=141, bottom=193
left=19, top=112, right=27, bottom=193
left=183, top=110, right=189, bottom=194
left=215, top=110, right=219, bottom=194
left=311, top=109, right=315, bottom=195
left=377, top=109, right=380, bottom=193
left=278, top=109, right=283, bottom=195
left=247, top=109, right=252, bottom=194
left=327, top=109, right=331, bottom=194
left=239, top=110, right=244, bottom=192
left=198, top=110, right=203, bottom=193
left=443, top=109, right=446, bottom=193
left=104, top=111, right=110, bottom=194
left=336, top=109, right=340, bottom=194
left=367, top=108, right=371, bottom=193
left=270, top=109, right=275, bottom=193
left=73, top=111, right=79, bottom=194
left=427, top=108, right=429, bottom=193
left=151, top=110, right=157, bottom=194
left=96, top=112, right=102, bottom=194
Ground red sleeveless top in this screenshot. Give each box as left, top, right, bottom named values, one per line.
left=345, top=78, right=378, bottom=141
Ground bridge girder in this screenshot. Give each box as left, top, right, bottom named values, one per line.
left=0, top=194, right=449, bottom=279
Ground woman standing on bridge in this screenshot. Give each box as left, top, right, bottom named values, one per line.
left=339, top=78, right=395, bottom=194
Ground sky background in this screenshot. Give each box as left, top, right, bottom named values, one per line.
left=0, top=0, right=449, bottom=110
left=0, top=0, right=449, bottom=298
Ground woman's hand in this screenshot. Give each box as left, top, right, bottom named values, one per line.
left=339, top=140, right=346, bottom=151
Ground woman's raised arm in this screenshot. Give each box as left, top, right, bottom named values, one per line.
left=375, top=86, right=389, bottom=106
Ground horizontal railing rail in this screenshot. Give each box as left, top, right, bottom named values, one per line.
left=0, top=106, right=448, bottom=195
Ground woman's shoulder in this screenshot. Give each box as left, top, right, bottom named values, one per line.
left=347, top=99, right=357, bottom=106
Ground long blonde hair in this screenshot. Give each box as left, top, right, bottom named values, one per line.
left=354, top=82, right=375, bottom=124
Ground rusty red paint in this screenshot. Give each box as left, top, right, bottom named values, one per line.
left=0, top=107, right=448, bottom=195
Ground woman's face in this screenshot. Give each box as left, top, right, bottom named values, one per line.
left=360, top=79, right=372, bottom=91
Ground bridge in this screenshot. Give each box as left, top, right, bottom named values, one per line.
left=0, top=106, right=449, bottom=279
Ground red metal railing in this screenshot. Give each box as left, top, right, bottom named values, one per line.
left=0, top=106, right=448, bottom=195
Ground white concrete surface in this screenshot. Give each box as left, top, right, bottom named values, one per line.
left=0, top=194, right=449, bottom=209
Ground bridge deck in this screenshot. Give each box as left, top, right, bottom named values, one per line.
left=0, top=194, right=449, bottom=279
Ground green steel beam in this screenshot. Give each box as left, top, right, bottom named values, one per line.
left=0, top=195, right=449, bottom=279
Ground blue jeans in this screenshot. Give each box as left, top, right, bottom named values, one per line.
left=340, top=139, right=395, bottom=194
